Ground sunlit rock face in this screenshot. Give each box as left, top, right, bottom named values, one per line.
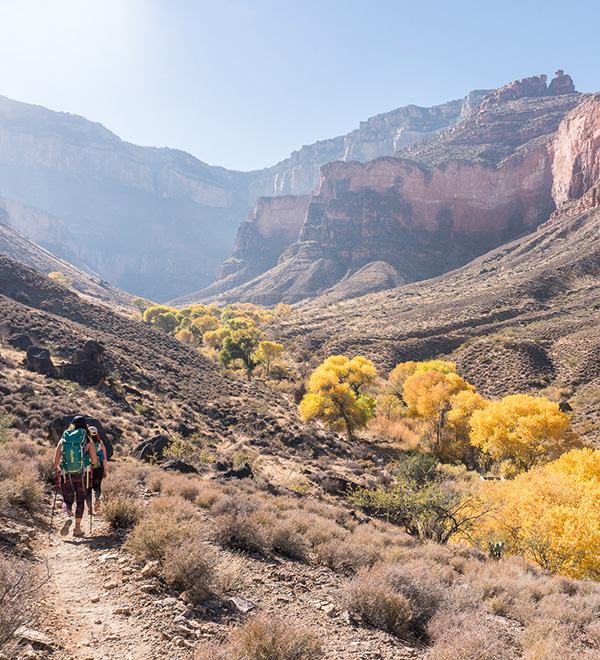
left=552, top=93, right=600, bottom=214
left=217, top=195, right=310, bottom=281
left=247, top=90, right=489, bottom=200
left=202, top=73, right=585, bottom=304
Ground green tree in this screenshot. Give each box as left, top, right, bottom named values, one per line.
left=219, top=326, right=264, bottom=380
left=131, top=297, right=154, bottom=314
left=349, top=454, right=482, bottom=543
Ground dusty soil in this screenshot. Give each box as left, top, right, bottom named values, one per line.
left=30, top=508, right=420, bottom=660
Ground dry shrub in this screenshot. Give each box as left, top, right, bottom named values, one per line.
left=160, top=540, right=219, bottom=604
left=345, top=578, right=413, bottom=637
left=102, top=464, right=145, bottom=499
left=194, top=614, right=322, bottom=660
left=178, top=480, right=202, bottom=502
left=0, top=554, right=40, bottom=650
left=125, top=495, right=200, bottom=562
left=102, top=494, right=143, bottom=529
left=316, top=538, right=376, bottom=573
left=4, top=472, right=44, bottom=512
left=345, top=562, right=446, bottom=639
left=195, top=485, right=224, bottom=509
left=270, top=520, right=310, bottom=561
left=427, top=611, right=517, bottom=660
left=215, top=551, right=246, bottom=594
left=520, top=621, right=585, bottom=660
left=285, top=510, right=346, bottom=548
left=211, top=510, right=272, bottom=555
left=369, top=416, right=422, bottom=448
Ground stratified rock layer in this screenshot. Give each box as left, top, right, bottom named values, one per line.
left=552, top=93, right=600, bottom=211
left=198, top=73, right=582, bottom=305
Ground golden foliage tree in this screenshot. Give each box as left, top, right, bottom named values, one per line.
left=402, top=369, right=475, bottom=454
left=299, top=355, right=377, bottom=441
left=472, top=448, right=600, bottom=579
left=469, top=394, right=581, bottom=472
left=256, top=341, right=284, bottom=379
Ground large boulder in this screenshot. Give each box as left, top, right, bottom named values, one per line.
left=160, top=460, right=198, bottom=474
left=133, top=434, right=170, bottom=462
left=61, top=340, right=106, bottom=385
left=82, top=340, right=105, bottom=363
left=8, top=333, right=33, bottom=351
left=222, top=462, right=253, bottom=480
left=60, top=362, right=106, bottom=386
left=48, top=415, right=114, bottom=460
left=26, top=346, right=56, bottom=377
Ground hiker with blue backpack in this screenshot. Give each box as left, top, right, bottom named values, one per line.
left=86, top=426, right=108, bottom=513
left=53, top=415, right=97, bottom=537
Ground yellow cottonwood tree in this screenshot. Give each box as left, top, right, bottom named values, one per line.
left=469, top=394, right=581, bottom=472
left=472, top=448, right=600, bottom=579
left=402, top=370, right=475, bottom=454
left=256, top=341, right=284, bottom=379
left=299, top=355, right=377, bottom=441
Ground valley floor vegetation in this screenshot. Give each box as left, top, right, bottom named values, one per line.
left=2, top=295, right=600, bottom=657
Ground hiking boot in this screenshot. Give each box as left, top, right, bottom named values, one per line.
left=73, top=527, right=85, bottom=537
left=94, top=499, right=101, bottom=513
left=60, top=518, right=72, bottom=536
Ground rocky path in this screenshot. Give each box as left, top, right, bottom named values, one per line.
left=34, top=520, right=194, bottom=660
left=24, top=513, right=421, bottom=660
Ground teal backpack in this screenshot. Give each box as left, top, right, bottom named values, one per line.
left=61, top=428, right=90, bottom=474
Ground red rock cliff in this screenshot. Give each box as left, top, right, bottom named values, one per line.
left=280, top=147, right=554, bottom=279
left=552, top=93, right=600, bottom=213
left=217, top=195, right=309, bottom=280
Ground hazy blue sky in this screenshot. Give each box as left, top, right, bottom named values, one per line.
left=0, top=0, right=598, bottom=171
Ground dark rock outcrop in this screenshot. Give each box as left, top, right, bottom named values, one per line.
left=222, top=461, right=253, bottom=480
left=26, top=346, right=56, bottom=376
left=60, top=339, right=106, bottom=386
left=160, top=460, right=198, bottom=474
left=134, top=434, right=170, bottom=462
left=8, top=333, right=32, bottom=351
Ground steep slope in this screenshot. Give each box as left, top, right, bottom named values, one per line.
left=0, top=90, right=488, bottom=303
left=0, top=95, right=253, bottom=301
left=0, top=203, right=132, bottom=308
left=189, top=73, right=582, bottom=306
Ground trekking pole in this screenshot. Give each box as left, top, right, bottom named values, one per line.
left=48, top=472, right=61, bottom=538
left=89, top=465, right=93, bottom=535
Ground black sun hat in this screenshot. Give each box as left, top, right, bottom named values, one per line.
left=72, top=415, right=87, bottom=429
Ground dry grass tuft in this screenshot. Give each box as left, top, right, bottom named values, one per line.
left=125, top=495, right=201, bottom=562
left=194, top=613, right=322, bottom=660
left=427, top=610, right=517, bottom=659
left=345, top=562, right=446, bottom=638
left=160, top=540, right=219, bottom=604
left=102, top=494, right=143, bottom=529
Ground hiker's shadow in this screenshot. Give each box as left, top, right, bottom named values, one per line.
left=62, top=533, right=114, bottom=549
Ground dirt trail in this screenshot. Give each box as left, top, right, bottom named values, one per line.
left=40, top=519, right=193, bottom=660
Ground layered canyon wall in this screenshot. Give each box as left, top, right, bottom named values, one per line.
left=197, top=73, right=584, bottom=304
left=0, top=95, right=253, bottom=301
left=552, top=93, right=600, bottom=214
left=247, top=90, right=488, bottom=199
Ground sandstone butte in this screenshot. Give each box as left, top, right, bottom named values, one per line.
left=186, top=71, right=600, bottom=306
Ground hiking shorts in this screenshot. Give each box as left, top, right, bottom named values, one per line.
left=61, top=472, right=87, bottom=519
